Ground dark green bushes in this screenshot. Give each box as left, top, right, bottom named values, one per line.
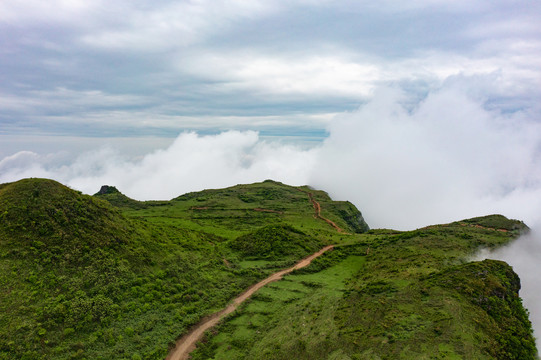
left=429, top=260, right=536, bottom=359
left=230, top=224, right=322, bottom=260
left=460, top=214, right=529, bottom=233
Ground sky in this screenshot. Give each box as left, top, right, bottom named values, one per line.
left=1, top=1, right=540, bottom=152
left=2, top=0, right=541, bottom=343
left=2, top=0, right=540, bottom=223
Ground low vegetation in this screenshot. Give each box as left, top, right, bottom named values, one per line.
left=0, top=178, right=536, bottom=359
left=191, top=219, right=536, bottom=359
left=230, top=224, right=322, bottom=260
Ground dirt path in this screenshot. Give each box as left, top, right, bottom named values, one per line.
left=166, top=245, right=334, bottom=360
left=305, top=192, right=346, bottom=233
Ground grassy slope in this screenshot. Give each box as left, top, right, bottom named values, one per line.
left=0, top=178, right=368, bottom=360
left=0, top=179, right=267, bottom=359
left=0, top=179, right=536, bottom=359
left=113, top=180, right=368, bottom=239
left=191, top=217, right=537, bottom=360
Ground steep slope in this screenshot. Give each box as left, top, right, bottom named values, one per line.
left=0, top=178, right=133, bottom=252
left=1, top=179, right=143, bottom=359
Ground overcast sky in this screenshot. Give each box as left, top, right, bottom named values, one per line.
left=1, top=0, right=540, bottom=153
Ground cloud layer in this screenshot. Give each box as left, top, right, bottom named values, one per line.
left=311, top=84, right=541, bottom=229
left=2, top=84, right=540, bottom=229
left=0, top=131, right=318, bottom=200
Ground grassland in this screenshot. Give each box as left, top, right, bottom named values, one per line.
left=0, top=178, right=366, bottom=360
left=191, top=218, right=536, bottom=359
left=0, top=178, right=536, bottom=359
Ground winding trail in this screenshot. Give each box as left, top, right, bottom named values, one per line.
left=297, top=189, right=346, bottom=233
left=307, top=192, right=345, bottom=233
left=166, top=245, right=334, bottom=360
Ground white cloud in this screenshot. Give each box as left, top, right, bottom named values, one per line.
left=0, top=0, right=98, bottom=24
left=309, top=85, right=541, bottom=230
left=3, top=0, right=540, bottom=142
left=229, top=55, right=379, bottom=97
left=0, top=131, right=318, bottom=200
left=0, top=151, right=40, bottom=172
left=80, top=0, right=278, bottom=51
left=476, top=229, right=541, bottom=350
left=0, top=88, right=146, bottom=115
left=177, top=51, right=381, bottom=98
left=173, top=42, right=541, bottom=105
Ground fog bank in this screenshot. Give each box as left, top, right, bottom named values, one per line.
left=310, top=86, right=541, bottom=229
left=476, top=228, right=541, bottom=350
left=2, top=86, right=541, bottom=230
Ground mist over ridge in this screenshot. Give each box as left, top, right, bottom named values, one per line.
left=476, top=229, right=541, bottom=350
left=2, top=84, right=540, bottom=230
left=2, top=1, right=541, bottom=356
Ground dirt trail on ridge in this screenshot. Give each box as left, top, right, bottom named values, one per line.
left=166, top=245, right=334, bottom=360
left=305, top=192, right=346, bottom=233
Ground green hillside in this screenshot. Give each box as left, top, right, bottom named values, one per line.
left=0, top=178, right=536, bottom=360
left=191, top=220, right=535, bottom=360
left=0, top=178, right=367, bottom=359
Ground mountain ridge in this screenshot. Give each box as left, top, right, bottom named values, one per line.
left=0, top=178, right=536, bottom=359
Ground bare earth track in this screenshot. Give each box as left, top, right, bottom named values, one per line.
left=165, top=245, right=334, bottom=360
left=306, top=192, right=346, bottom=233
left=166, top=189, right=341, bottom=360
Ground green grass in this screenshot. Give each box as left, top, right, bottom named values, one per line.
left=190, top=250, right=366, bottom=360
left=0, top=178, right=369, bottom=360
left=191, top=224, right=536, bottom=360
left=0, top=178, right=536, bottom=360
left=114, top=180, right=368, bottom=241
left=458, top=214, right=528, bottom=233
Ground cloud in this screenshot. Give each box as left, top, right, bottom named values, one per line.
left=0, top=0, right=98, bottom=25
left=78, top=0, right=278, bottom=51
left=476, top=229, right=541, bottom=350
left=0, top=88, right=146, bottom=115
left=0, top=131, right=318, bottom=200
left=2, top=0, right=540, bottom=140
left=0, top=151, right=41, bottom=173
left=2, top=83, right=540, bottom=228
left=177, top=52, right=380, bottom=98
left=310, top=85, right=541, bottom=230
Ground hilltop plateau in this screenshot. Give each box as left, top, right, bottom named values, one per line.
left=0, top=178, right=536, bottom=359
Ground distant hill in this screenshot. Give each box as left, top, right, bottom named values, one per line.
left=0, top=178, right=536, bottom=359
